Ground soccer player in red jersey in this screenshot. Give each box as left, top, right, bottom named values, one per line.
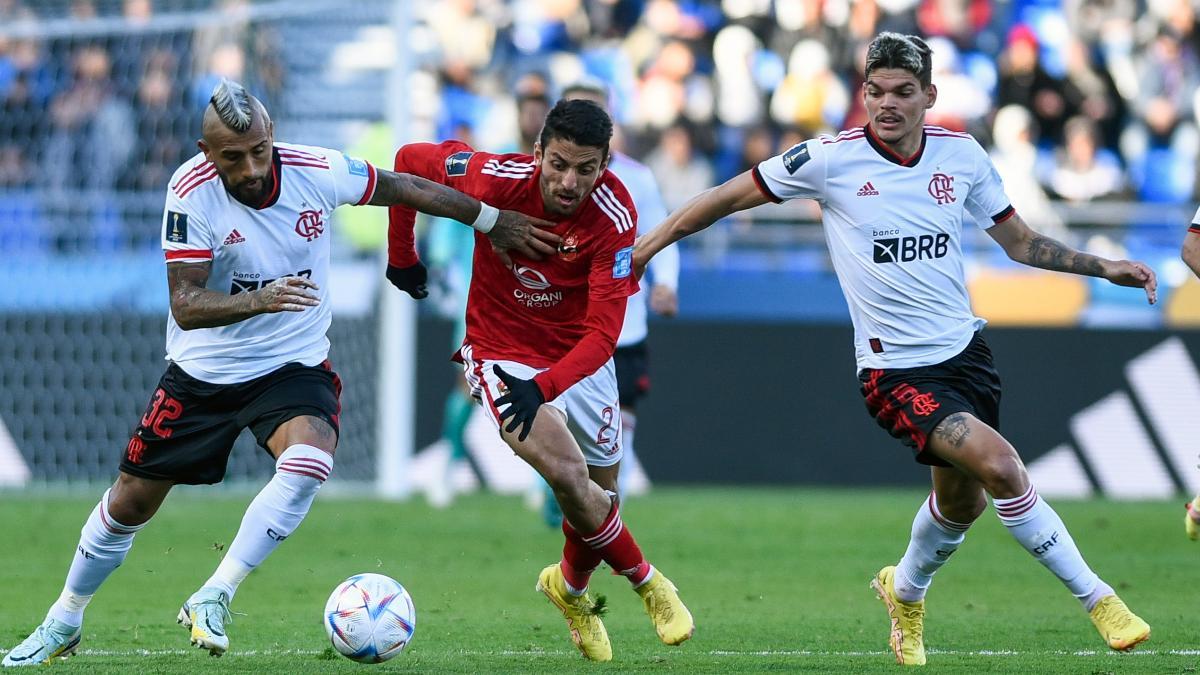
left=387, top=99, right=694, bottom=661
left=635, top=33, right=1154, bottom=666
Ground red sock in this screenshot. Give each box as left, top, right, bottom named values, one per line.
left=560, top=520, right=603, bottom=591
left=580, top=503, right=651, bottom=586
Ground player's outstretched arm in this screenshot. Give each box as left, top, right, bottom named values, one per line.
left=988, top=212, right=1157, bottom=304
left=633, top=171, right=768, bottom=277
left=371, top=169, right=559, bottom=259
left=168, top=262, right=320, bottom=330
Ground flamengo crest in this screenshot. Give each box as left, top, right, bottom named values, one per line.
left=295, top=209, right=325, bottom=241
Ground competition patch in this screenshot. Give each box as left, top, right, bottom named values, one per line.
left=613, top=246, right=633, bottom=278
left=344, top=154, right=369, bottom=177
left=782, top=142, right=811, bottom=174
left=445, top=151, right=473, bottom=176
left=166, top=211, right=189, bottom=243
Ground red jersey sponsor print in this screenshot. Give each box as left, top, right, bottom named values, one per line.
left=388, top=140, right=638, bottom=400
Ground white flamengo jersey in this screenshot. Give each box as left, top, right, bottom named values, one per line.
left=161, top=142, right=377, bottom=383
left=607, top=152, right=679, bottom=347
left=754, top=125, right=1014, bottom=371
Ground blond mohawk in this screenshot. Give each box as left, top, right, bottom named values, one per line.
left=209, top=78, right=253, bottom=133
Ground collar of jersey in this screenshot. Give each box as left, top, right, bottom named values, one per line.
left=864, top=124, right=926, bottom=167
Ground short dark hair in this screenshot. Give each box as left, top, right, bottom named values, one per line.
left=538, top=98, right=613, bottom=160
left=865, top=32, right=933, bottom=88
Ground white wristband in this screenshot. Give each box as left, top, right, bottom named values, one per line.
left=471, top=202, right=499, bottom=234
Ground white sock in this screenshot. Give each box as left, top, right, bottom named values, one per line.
left=894, top=492, right=971, bottom=602
left=995, top=486, right=1106, bottom=610
left=617, top=410, right=636, bottom=494
left=205, top=444, right=331, bottom=602
left=49, top=489, right=146, bottom=626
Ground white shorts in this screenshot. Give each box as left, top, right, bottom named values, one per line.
left=460, top=344, right=622, bottom=467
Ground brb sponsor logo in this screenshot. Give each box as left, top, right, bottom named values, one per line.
left=872, top=227, right=950, bottom=264
left=510, top=264, right=563, bottom=308
left=230, top=268, right=313, bottom=295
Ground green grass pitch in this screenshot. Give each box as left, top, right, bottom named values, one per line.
left=0, top=488, right=1194, bottom=673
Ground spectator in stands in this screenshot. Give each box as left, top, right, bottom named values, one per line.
left=996, top=25, right=1069, bottom=147
left=514, top=72, right=551, bottom=154
left=126, top=49, right=188, bottom=191
left=1123, top=28, right=1199, bottom=160
left=1046, top=116, right=1125, bottom=203
left=43, top=44, right=135, bottom=192
left=645, top=122, right=713, bottom=213
left=989, top=105, right=1067, bottom=239
left=1059, top=37, right=1124, bottom=151
left=769, top=39, right=850, bottom=134
left=923, top=36, right=989, bottom=133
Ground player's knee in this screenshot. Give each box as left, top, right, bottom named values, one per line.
left=540, top=457, right=590, bottom=496
left=108, top=475, right=170, bottom=525
left=978, top=454, right=1029, bottom=499
left=275, top=444, right=334, bottom=495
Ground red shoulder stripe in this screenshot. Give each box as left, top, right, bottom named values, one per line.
left=165, top=249, right=214, bottom=261
left=176, top=168, right=219, bottom=198
left=171, top=161, right=214, bottom=191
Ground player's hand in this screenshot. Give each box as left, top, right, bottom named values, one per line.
left=649, top=284, right=678, bottom=317
left=493, top=365, right=545, bottom=442
left=1104, top=259, right=1157, bottom=305
left=488, top=210, right=561, bottom=261
left=256, top=276, right=320, bottom=313
left=386, top=262, right=429, bottom=299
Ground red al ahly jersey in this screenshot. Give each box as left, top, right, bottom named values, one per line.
left=388, top=141, right=638, bottom=401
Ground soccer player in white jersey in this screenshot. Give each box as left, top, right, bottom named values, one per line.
left=1180, top=213, right=1200, bottom=540
left=1, top=80, right=560, bottom=667
left=561, top=80, right=680, bottom=502
left=635, top=33, right=1155, bottom=665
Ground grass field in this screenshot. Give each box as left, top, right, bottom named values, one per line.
left=0, top=488, right=1194, bottom=673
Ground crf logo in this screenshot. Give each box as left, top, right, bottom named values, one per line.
left=928, top=173, right=955, bottom=204
left=511, top=264, right=551, bottom=290
left=873, top=233, right=950, bottom=264
left=911, top=392, right=940, bottom=416
left=1032, top=531, right=1060, bottom=556
left=295, top=209, right=325, bottom=241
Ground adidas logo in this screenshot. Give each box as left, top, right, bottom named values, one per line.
left=1029, top=337, right=1200, bottom=500
left=856, top=181, right=880, bottom=196
left=223, top=229, right=246, bottom=246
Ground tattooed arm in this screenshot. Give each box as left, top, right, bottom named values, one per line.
left=168, top=261, right=319, bottom=330
left=370, top=168, right=558, bottom=259
left=986, top=212, right=1157, bottom=304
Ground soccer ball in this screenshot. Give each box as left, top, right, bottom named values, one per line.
left=324, top=573, right=416, bottom=663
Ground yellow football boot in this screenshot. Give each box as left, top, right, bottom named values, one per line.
left=535, top=564, right=612, bottom=662
left=1089, top=595, right=1150, bottom=651
left=870, top=566, right=926, bottom=666
left=1185, top=496, right=1200, bottom=541
left=635, top=569, right=695, bottom=646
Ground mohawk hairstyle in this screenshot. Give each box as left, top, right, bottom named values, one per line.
left=209, top=78, right=254, bottom=133
left=865, top=32, right=933, bottom=88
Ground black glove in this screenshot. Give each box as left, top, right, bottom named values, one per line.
left=386, top=263, right=428, bottom=299
left=493, top=364, right=545, bottom=442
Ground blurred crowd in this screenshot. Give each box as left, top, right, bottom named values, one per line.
left=415, top=0, right=1200, bottom=220
left=1, top=0, right=1199, bottom=252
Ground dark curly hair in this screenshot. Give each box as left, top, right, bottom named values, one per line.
left=538, top=98, right=613, bottom=161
